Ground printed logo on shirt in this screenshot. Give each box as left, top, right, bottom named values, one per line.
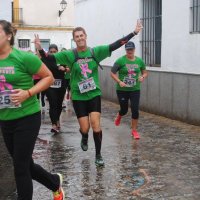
left=0, top=75, right=13, bottom=91
left=80, top=63, right=92, bottom=78
left=0, top=66, right=15, bottom=74
left=126, top=64, right=137, bottom=78
left=77, top=58, right=93, bottom=65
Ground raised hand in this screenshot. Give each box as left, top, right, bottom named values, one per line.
left=33, top=34, right=42, bottom=50
left=134, top=20, right=143, bottom=34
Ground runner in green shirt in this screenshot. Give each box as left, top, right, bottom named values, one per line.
left=34, top=21, right=143, bottom=166
left=111, top=41, right=148, bottom=139
left=0, top=20, right=64, bottom=200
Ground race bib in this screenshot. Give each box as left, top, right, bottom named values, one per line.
left=50, top=79, right=62, bottom=88
left=0, top=90, right=21, bottom=109
left=78, top=77, right=96, bottom=93
left=123, top=77, right=136, bottom=87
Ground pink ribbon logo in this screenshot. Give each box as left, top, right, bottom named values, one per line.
left=128, top=69, right=136, bottom=78
left=0, top=75, right=13, bottom=91
left=80, top=64, right=92, bottom=78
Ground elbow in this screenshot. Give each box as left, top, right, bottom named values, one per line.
left=48, top=73, right=54, bottom=85
left=50, top=76, right=55, bottom=85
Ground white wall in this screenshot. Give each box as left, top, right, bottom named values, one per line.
left=75, top=0, right=140, bottom=66
left=15, top=30, right=72, bottom=51
left=0, top=0, right=12, bottom=21
left=19, top=0, right=74, bottom=27
left=160, top=0, right=200, bottom=74
left=75, top=0, right=200, bottom=74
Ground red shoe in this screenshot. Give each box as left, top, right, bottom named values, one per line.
left=132, top=130, right=140, bottom=139
left=53, top=173, right=65, bottom=200
left=114, top=113, right=122, bottom=126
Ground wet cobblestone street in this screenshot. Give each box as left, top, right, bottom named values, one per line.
left=6, top=100, right=200, bottom=200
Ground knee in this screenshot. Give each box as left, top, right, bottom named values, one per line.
left=80, top=126, right=90, bottom=134
left=119, top=109, right=128, bottom=116
left=90, top=122, right=101, bottom=132
left=14, top=160, right=29, bottom=176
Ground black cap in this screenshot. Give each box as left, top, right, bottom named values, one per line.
left=125, top=41, right=135, bottom=50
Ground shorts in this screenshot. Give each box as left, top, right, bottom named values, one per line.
left=72, top=95, right=101, bottom=118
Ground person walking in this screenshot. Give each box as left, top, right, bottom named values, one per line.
left=39, top=44, right=67, bottom=133
left=0, top=20, right=64, bottom=200
left=111, top=41, right=148, bottom=139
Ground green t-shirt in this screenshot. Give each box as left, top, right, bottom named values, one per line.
left=64, top=72, right=70, bottom=80
left=0, top=48, right=42, bottom=120
left=113, top=55, right=146, bottom=91
left=54, top=45, right=111, bottom=100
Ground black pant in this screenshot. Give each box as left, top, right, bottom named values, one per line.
left=46, top=87, right=66, bottom=125
left=34, top=79, right=46, bottom=107
left=0, top=112, right=60, bottom=200
left=116, top=90, right=140, bottom=119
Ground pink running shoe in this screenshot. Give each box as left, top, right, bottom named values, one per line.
left=114, top=114, right=122, bottom=126
left=132, top=130, right=140, bottom=139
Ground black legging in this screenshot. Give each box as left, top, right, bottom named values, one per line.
left=116, top=90, right=140, bottom=119
left=0, top=112, right=60, bottom=200
left=46, top=87, right=66, bottom=125
left=33, top=79, right=46, bottom=107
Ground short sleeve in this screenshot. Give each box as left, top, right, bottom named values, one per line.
left=23, top=53, right=42, bottom=75
left=140, top=58, right=146, bottom=71
left=93, top=45, right=111, bottom=62
left=111, top=59, right=121, bottom=74
left=54, top=51, right=71, bottom=67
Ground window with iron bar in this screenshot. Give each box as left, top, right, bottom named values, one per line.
left=140, top=0, right=162, bottom=67
left=190, top=0, right=200, bottom=33
left=18, top=39, right=30, bottom=49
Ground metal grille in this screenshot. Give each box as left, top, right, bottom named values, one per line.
left=141, top=0, right=162, bottom=67
left=12, top=8, right=23, bottom=25
left=18, top=39, right=30, bottom=50
left=190, top=0, right=200, bottom=33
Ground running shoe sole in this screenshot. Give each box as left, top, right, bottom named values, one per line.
left=57, top=173, right=65, bottom=200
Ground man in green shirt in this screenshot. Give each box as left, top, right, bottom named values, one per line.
left=34, top=21, right=143, bottom=166
left=111, top=41, right=148, bottom=139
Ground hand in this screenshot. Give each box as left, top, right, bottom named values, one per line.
left=119, top=81, right=126, bottom=87
left=65, top=67, right=70, bottom=73
left=138, top=76, right=145, bottom=82
left=33, top=34, right=42, bottom=50
left=134, top=20, right=143, bottom=34
left=10, top=89, right=29, bottom=106
left=58, top=66, right=66, bottom=71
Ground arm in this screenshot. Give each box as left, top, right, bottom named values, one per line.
left=109, top=20, right=143, bottom=52
left=10, top=63, right=54, bottom=106
left=110, top=63, right=126, bottom=87
left=33, top=34, right=56, bottom=63
left=138, top=69, right=148, bottom=82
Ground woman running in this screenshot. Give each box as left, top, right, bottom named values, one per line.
left=0, top=20, right=64, bottom=200
left=34, top=21, right=143, bottom=166
left=111, top=41, right=148, bottom=139
left=40, top=44, right=67, bottom=133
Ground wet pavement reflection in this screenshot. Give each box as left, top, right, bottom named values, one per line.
left=7, top=100, right=200, bottom=200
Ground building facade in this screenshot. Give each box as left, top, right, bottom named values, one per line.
left=1, top=0, right=75, bottom=51
left=0, top=0, right=12, bottom=21
left=74, top=0, right=200, bottom=125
